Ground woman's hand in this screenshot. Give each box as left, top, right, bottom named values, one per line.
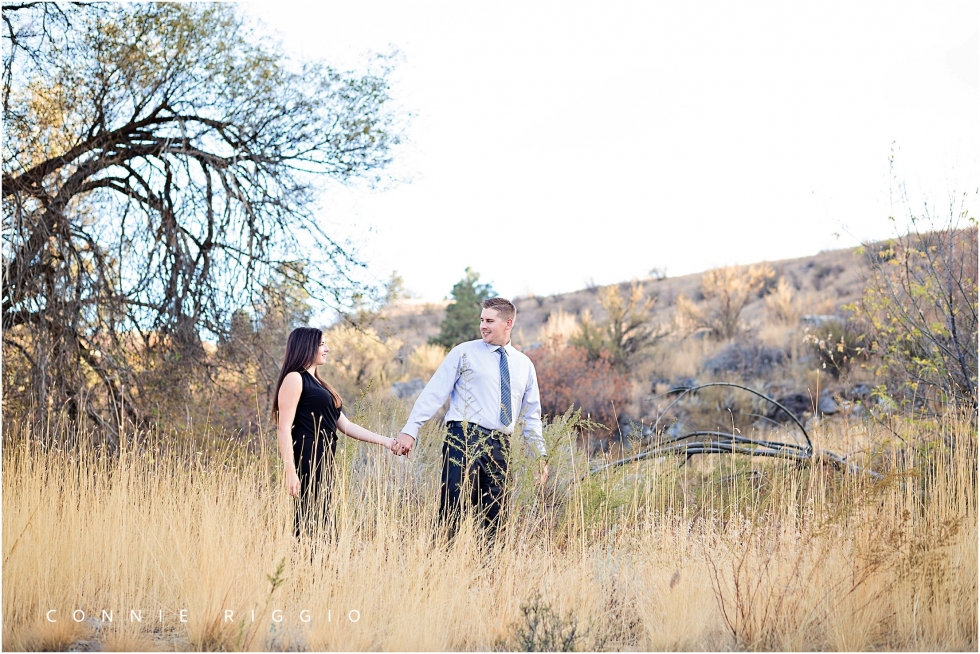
left=385, top=437, right=399, bottom=455
left=285, top=470, right=300, bottom=497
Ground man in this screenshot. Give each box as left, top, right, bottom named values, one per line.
left=392, top=297, right=548, bottom=539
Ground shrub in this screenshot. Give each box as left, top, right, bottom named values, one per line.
left=497, top=594, right=591, bottom=652
left=407, top=343, right=447, bottom=380
left=676, top=264, right=775, bottom=339
left=571, top=282, right=668, bottom=370
left=319, top=325, right=402, bottom=401
left=802, top=318, right=868, bottom=379
left=527, top=344, right=631, bottom=436
left=539, top=309, right=579, bottom=347
left=764, top=277, right=801, bottom=324
left=853, top=191, right=977, bottom=410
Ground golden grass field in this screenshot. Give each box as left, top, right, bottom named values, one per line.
left=2, top=400, right=976, bottom=651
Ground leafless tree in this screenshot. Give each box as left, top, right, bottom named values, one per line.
left=2, top=3, right=403, bottom=443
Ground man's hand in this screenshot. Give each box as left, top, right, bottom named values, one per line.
left=393, top=433, right=415, bottom=457
left=537, top=461, right=549, bottom=487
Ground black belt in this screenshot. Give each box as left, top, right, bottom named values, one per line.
left=446, top=420, right=500, bottom=437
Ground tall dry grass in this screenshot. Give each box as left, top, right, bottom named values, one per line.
left=2, top=402, right=976, bottom=651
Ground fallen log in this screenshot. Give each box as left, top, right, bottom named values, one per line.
left=586, top=383, right=882, bottom=480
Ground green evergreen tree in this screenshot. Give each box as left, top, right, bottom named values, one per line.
left=430, top=268, right=496, bottom=349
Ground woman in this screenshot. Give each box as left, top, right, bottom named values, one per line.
left=273, top=327, right=395, bottom=538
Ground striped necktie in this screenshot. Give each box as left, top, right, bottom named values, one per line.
left=497, top=346, right=512, bottom=425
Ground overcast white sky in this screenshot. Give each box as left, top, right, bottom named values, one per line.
left=244, top=1, right=978, bottom=303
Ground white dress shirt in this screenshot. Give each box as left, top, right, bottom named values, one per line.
left=401, top=339, right=546, bottom=457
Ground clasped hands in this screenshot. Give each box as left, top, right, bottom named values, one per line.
left=382, top=433, right=548, bottom=485
left=386, top=433, right=415, bottom=457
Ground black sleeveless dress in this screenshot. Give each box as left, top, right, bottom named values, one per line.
left=291, top=371, right=342, bottom=538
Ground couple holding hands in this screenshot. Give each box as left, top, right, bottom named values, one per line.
left=274, top=297, right=547, bottom=540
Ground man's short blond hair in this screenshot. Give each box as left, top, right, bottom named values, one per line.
left=482, top=297, right=516, bottom=322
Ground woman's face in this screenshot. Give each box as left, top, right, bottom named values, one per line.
left=314, top=338, right=330, bottom=366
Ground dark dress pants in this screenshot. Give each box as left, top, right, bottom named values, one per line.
left=439, top=421, right=509, bottom=541
left=293, top=436, right=336, bottom=540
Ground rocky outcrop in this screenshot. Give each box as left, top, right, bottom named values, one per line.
left=768, top=390, right=838, bottom=422
left=702, top=340, right=786, bottom=378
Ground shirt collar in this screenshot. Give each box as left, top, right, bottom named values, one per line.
left=489, top=340, right=512, bottom=353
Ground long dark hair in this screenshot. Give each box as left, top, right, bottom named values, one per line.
left=272, top=327, right=342, bottom=416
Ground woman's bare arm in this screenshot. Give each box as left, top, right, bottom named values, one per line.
left=277, top=372, right=303, bottom=497
left=337, top=413, right=396, bottom=451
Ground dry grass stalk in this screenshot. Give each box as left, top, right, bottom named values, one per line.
left=2, top=407, right=975, bottom=651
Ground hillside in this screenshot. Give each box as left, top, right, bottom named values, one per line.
left=385, top=245, right=869, bottom=353
left=366, top=244, right=876, bottom=439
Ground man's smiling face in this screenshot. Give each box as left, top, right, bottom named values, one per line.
left=480, top=308, right=511, bottom=346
